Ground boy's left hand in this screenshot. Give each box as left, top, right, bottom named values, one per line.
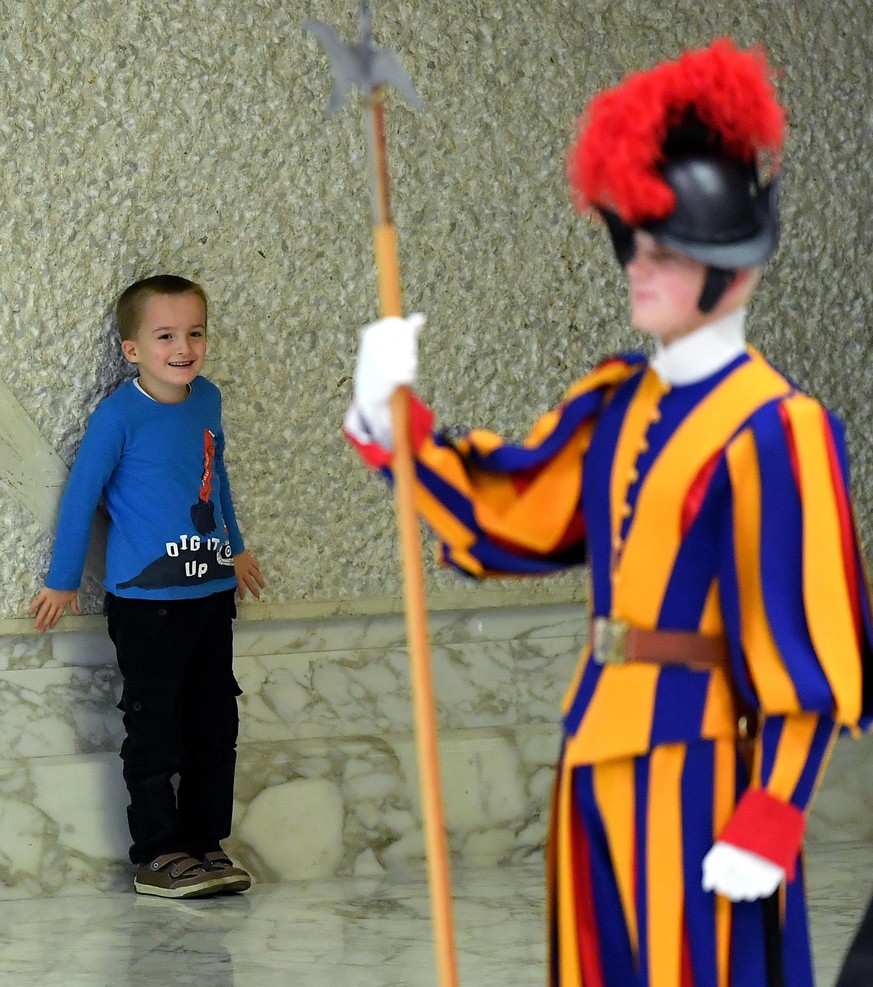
left=234, top=550, right=266, bottom=600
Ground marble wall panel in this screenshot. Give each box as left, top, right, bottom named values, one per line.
left=0, top=666, right=123, bottom=760
left=0, top=753, right=129, bottom=900
left=391, top=726, right=560, bottom=868
left=0, top=627, right=113, bottom=672
left=227, top=724, right=557, bottom=887
left=0, top=633, right=52, bottom=672
left=236, top=635, right=578, bottom=744
left=807, top=731, right=873, bottom=846
left=0, top=605, right=583, bottom=761
left=232, top=604, right=588, bottom=659
left=0, top=716, right=862, bottom=902
left=50, top=628, right=116, bottom=669
left=0, top=602, right=870, bottom=903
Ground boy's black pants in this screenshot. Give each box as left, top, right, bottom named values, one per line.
left=105, top=589, right=241, bottom=864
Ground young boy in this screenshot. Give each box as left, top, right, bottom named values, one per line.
left=344, top=40, right=873, bottom=986
left=30, top=274, right=266, bottom=899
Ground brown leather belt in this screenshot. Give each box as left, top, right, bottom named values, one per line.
left=591, top=617, right=730, bottom=671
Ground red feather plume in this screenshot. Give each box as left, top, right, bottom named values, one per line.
left=567, top=38, right=786, bottom=225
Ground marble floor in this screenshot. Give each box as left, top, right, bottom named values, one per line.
left=1, top=841, right=870, bottom=986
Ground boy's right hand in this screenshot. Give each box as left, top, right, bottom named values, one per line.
left=29, top=588, right=81, bottom=633
left=347, top=313, right=425, bottom=449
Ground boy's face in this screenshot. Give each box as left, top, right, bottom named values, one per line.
left=121, top=292, right=207, bottom=403
left=625, top=231, right=709, bottom=346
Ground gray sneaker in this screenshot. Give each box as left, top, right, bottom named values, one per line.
left=201, top=851, right=252, bottom=894
left=134, top=852, right=228, bottom=899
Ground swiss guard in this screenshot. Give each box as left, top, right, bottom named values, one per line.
left=344, top=37, right=873, bottom=987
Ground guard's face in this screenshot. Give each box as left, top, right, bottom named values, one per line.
left=122, top=292, right=207, bottom=403
left=625, top=231, right=708, bottom=345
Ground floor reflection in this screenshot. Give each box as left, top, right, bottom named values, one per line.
left=1, top=842, right=870, bottom=985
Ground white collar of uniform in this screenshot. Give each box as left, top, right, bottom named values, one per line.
left=650, top=307, right=747, bottom=386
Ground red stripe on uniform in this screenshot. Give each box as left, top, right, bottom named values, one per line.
left=681, top=914, right=695, bottom=987
left=821, top=406, right=863, bottom=640
left=570, top=786, right=606, bottom=987
left=680, top=449, right=721, bottom=539
left=777, top=402, right=800, bottom=489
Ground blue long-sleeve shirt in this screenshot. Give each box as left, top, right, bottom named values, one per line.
left=47, top=376, right=244, bottom=600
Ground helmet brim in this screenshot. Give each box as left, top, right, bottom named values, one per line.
left=647, top=222, right=778, bottom=269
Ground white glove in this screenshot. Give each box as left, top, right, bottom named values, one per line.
left=344, top=313, right=425, bottom=449
left=701, top=841, right=786, bottom=901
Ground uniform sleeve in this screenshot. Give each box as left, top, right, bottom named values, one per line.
left=346, top=357, right=643, bottom=578
left=45, top=406, right=124, bottom=591
left=717, top=393, right=873, bottom=873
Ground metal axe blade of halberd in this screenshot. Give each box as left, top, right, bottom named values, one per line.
left=303, top=1, right=421, bottom=115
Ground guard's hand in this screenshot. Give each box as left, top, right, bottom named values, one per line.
left=29, top=587, right=81, bottom=633
left=702, top=840, right=785, bottom=901
left=348, top=313, right=425, bottom=449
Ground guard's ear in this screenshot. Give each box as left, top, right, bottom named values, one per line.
left=698, top=268, right=735, bottom=313
left=121, top=339, right=139, bottom=364
left=729, top=269, right=752, bottom=290
left=725, top=267, right=763, bottom=300
left=699, top=266, right=761, bottom=313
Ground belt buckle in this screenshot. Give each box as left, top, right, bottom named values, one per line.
left=592, top=617, right=628, bottom=665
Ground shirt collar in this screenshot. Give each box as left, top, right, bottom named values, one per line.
left=650, top=307, right=747, bottom=386
left=133, top=378, right=192, bottom=402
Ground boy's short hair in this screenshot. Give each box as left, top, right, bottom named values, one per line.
left=116, top=275, right=208, bottom=341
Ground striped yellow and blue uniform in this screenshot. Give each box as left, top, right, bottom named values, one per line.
left=360, top=345, right=872, bottom=986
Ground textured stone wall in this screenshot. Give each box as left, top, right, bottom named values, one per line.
left=1, top=0, right=870, bottom=620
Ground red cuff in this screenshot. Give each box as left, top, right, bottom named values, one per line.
left=345, top=430, right=393, bottom=469
left=344, top=393, right=435, bottom=470
left=408, top=393, right=435, bottom=451
left=718, top=788, right=806, bottom=880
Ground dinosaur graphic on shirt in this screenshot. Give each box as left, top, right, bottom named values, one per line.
left=117, top=535, right=233, bottom=590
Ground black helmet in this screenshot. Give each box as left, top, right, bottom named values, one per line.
left=646, top=156, right=780, bottom=268
left=600, top=154, right=781, bottom=311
